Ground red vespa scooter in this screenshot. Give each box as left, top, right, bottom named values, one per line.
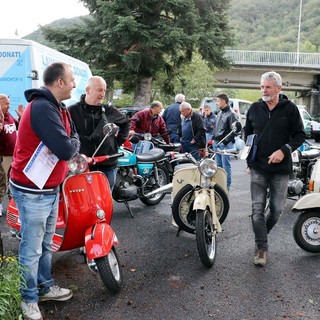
left=6, top=124, right=124, bottom=293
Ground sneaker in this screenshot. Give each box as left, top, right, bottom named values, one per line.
left=0, top=203, right=3, bottom=216
left=254, top=249, right=267, bottom=267
left=21, top=301, right=43, bottom=320
left=39, top=285, right=73, bottom=302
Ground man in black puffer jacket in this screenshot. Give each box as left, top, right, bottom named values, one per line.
left=68, top=76, right=130, bottom=190
left=244, top=71, right=306, bottom=267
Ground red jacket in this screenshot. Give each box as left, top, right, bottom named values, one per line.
left=130, top=109, right=170, bottom=144
left=0, top=112, right=18, bottom=156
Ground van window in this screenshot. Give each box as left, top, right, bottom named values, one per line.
left=238, top=101, right=251, bottom=116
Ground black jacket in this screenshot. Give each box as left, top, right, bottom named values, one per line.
left=213, top=105, right=238, bottom=144
left=244, top=95, right=306, bottom=174
left=68, top=95, right=130, bottom=168
left=178, top=111, right=206, bottom=149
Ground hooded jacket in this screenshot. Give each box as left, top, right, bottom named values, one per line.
left=0, top=112, right=18, bottom=156
left=10, top=87, right=80, bottom=192
left=68, top=95, right=130, bottom=169
left=244, top=95, right=306, bottom=174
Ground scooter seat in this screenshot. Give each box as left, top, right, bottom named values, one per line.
left=301, top=149, right=320, bottom=160
left=136, top=148, right=165, bottom=163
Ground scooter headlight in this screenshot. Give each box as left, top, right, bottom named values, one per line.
left=96, top=208, right=106, bottom=220
left=199, top=159, right=218, bottom=178
left=68, top=154, right=88, bottom=174
left=144, top=133, right=152, bottom=141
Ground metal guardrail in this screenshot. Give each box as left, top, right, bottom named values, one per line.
left=225, top=50, right=320, bottom=68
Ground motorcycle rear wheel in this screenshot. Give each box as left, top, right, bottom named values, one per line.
left=196, top=209, right=216, bottom=268
left=293, top=210, right=320, bottom=253
left=95, top=247, right=123, bottom=293
left=140, top=164, right=169, bottom=205
left=172, top=183, right=229, bottom=234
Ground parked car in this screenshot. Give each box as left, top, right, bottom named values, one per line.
left=297, top=105, right=320, bottom=142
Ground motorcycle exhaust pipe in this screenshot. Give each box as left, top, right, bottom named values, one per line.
left=145, top=183, right=173, bottom=197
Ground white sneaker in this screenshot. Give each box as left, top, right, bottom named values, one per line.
left=0, top=203, right=3, bottom=216
left=21, top=301, right=43, bottom=320
left=39, top=285, right=73, bottom=302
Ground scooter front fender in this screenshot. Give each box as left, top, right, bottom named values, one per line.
left=292, top=193, right=320, bottom=212
left=85, top=223, right=119, bottom=260
left=193, top=188, right=222, bottom=233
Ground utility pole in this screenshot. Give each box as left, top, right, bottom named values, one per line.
left=296, top=0, right=302, bottom=65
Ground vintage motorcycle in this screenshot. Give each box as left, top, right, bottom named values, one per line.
left=6, top=124, right=124, bottom=293
left=113, top=134, right=170, bottom=217
left=291, top=147, right=320, bottom=253
left=146, top=121, right=244, bottom=267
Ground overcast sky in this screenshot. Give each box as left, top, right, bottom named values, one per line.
left=0, top=0, right=89, bottom=38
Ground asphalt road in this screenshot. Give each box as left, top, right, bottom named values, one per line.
left=1, top=158, right=320, bottom=320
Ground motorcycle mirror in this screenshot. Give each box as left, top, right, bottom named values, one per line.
left=144, top=133, right=152, bottom=141
left=103, top=123, right=118, bottom=136
left=130, top=136, right=140, bottom=144
left=232, top=121, right=242, bottom=134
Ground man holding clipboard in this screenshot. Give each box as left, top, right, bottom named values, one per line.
left=9, top=62, right=80, bottom=320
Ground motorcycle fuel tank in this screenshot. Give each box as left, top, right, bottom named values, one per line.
left=117, top=148, right=137, bottom=166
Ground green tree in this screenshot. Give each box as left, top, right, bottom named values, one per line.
left=42, top=0, right=233, bottom=105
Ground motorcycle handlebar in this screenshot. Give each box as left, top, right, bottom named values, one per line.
left=89, top=152, right=124, bottom=165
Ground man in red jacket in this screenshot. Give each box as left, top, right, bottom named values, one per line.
left=129, top=101, right=170, bottom=144
left=0, top=94, right=24, bottom=216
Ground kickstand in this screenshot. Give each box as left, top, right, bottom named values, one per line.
left=124, top=201, right=134, bottom=218
left=176, top=227, right=182, bottom=237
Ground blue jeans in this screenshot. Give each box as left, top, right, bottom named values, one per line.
left=181, top=141, right=200, bottom=160
left=101, top=167, right=117, bottom=192
left=10, top=185, right=58, bottom=303
left=169, top=133, right=180, bottom=144
left=213, top=141, right=233, bottom=190
left=250, top=169, right=288, bottom=251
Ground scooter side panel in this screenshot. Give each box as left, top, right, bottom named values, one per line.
left=85, top=223, right=118, bottom=260
left=59, top=172, right=113, bottom=251
left=292, top=193, right=320, bottom=211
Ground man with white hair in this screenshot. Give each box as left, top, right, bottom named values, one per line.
left=245, top=71, right=306, bottom=267
left=162, top=93, right=185, bottom=143
left=178, top=102, right=206, bottom=160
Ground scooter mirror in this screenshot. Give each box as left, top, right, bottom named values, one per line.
left=231, top=121, right=242, bottom=134
left=103, top=123, right=118, bottom=136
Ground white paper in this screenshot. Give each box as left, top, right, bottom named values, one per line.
left=23, top=142, right=59, bottom=189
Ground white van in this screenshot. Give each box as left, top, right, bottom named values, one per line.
left=298, top=105, right=320, bottom=142
left=0, top=39, right=92, bottom=108
left=200, top=97, right=252, bottom=128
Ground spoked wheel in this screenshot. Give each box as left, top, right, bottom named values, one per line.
left=196, top=209, right=217, bottom=268
left=293, top=211, right=320, bottom=253
left=140, top=164, right=169, bottom=205
left=172, top=184, right=229, bottom=234
left=95, top=247, right=123, bottom=293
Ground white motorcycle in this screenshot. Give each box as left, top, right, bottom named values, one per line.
left=146, top=121, right=244, bottom=267
left=292, top=152, right=320, bottom=253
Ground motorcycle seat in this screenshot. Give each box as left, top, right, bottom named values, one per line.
left=136, top=148, right=166, bottom=163
left=301, top=149, right=320, bottom=160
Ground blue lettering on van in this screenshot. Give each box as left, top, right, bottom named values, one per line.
left=0, top=51, right=21, bottom=58
left=41, top=55, right=56, bottom=67
left=73, top=66, right=88, bottom=77
left=0, top=77, right=23, bottom=82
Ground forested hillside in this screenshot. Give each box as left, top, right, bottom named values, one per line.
left=25, top=0, right=319, bottom=53
left=228, top=0, right=320, bottom=52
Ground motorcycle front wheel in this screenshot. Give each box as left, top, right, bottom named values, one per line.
left=293, top=210, right=320, bottom=253
left=140, top=164, right=169, bottom=205
left=172, top=183, right=229, bottom=234
left=95, top=247, right=123, bottom=293
left=196, top=209, right=217, bottom=268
